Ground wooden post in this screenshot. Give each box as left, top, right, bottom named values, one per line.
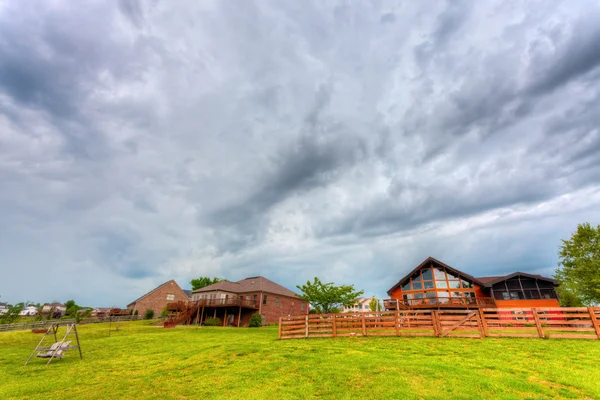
left=200, top=306, right=205, bottom=326
left=278, top=317, right=282, bottom=339
left=475, top=311, right=484, bottom=338
left=431, top=311, right=439, bottom=337
left=394, top=311, right=400, bottom=336
left=332, top=314, right=337, bottom=338
left=237, top=307, right=242, bottom=328
left=589, top=307, right=600, bottom=339
left=532, top=309, right=544, bottom=338
left=479, top=309, right=489, bottom=337
left=305, top=315, right=309, bottom=338
left=361, top=313, right=367, bottom=336
left=223, top=309, right=227, bottom=327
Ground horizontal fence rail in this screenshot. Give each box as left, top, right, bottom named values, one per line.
left=279, top=307, right=600, bottom=340
left=0, top=315, right=140, bottom=333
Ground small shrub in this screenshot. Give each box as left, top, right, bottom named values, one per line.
left=249, top=313, right=263, bottom=327
left=161, top=308, right=168, bottom=318
left=144, top=309, right=155, bottom=320
left=204, top=317, right=221, bottom=326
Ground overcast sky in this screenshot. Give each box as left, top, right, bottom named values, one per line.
left=1, top=0, right=600, bottom=307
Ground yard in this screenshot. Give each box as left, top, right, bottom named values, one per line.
left=1, top=320, right=599, bottom=399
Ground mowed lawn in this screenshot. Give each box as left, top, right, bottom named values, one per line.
left=1, top=321, right=600, bottom=399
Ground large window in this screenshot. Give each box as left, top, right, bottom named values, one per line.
left=491, top=276, right=557, bottom=301
left=396, top=265, right=478, bottom=304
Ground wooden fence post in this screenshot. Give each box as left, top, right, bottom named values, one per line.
left=305, top=315, right=309, bottom=338
left=332, top=314, right=337, bottom=338
left=278, top=317, right=282, bottom=339
left=589, top=307, right=600, bottom=339
left=361, top=313, right=367, bottom=336
left=479, top=309, right=489, bottom=337
left=532, top=309, right=544, bottom=338
left=431, top=311, right=439, bottom=337
left=394, top=311, right=400, bottom=336
left=475, top=311, right=484, bottom=339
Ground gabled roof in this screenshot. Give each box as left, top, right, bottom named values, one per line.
left=387, top=257, right=485, bottom=295
left=182, top=290, right=192, bottom=298
left=192, top=276, right=298, bottom=298
left=477, top=272, right=558, bottom=287
left=127, top=279, right=185, bottom=307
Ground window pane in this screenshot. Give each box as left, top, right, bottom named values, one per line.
left=424, top=281, right=435, bottom=289
left=412, top=282, right=423, bottom=290
left=438, top=292, right=449, bottom=303
left=448, top=281, right=461, bottom=289
left=446, top=271, right=459, bottom=281
left=411, top=272, right=422, bottom=282
left=414, top=293, right=424, bottom=299
left=436, top=280, right=448, bottom=288
left=464, top=292, right=476, bottom=298
left=425, top=291, right=437, bottom=298
left=451, top=291, right=463, bottom=297
left=433, top=268, right=446, bottom=280
left=421, top=268, right=433, bottom=280
left=461, top=280, right=474, bottom=289
left=502, top=292, right=510, bottom=300
left=402, top=282, right=410, bottom=291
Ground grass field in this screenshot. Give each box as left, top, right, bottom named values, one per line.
left=1, top=320, right=600, bottom=399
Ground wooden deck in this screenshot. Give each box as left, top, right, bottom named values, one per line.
left=384, top=297, right=496, bottom=310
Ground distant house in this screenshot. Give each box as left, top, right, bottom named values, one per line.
left=91, top=308, right=112, bottom=318
left=19, top=306, right=39, bottom=316
left=0, top=302, right=9, bottom=316
left=41, top=303, right=66, bottom=317
left=191, top=276, right=308, bottom=326
left=127, top=280, right=189, bottom=317
left=340, top=297, right=372, bottom=313
left=385, top=257, right=560, bottom=310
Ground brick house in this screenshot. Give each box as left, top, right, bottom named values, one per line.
left=191, top=276, right=308, bottom=326
left=127, top=280, right=190, bottom=317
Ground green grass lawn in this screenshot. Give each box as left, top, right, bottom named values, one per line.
left=1, top=321, right=599, bottom=399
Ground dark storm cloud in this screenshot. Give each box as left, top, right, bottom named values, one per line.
left=528, top=18, right=600, bottom=95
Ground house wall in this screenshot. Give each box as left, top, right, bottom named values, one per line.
left=128, top=281, right=189, bottom=317
left=494, top=299, right=560, bottom=308
left=258, top=292, right=308, bottom=325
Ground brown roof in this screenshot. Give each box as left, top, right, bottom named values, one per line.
left=192, top=276, right=298, bottom=298
left=476, top=272, right=558, bottom=287
left=127, top=279, right=186, bottom=307
left=476, top=276, right=504, bottom=284
left=387, top=257, right=485, bottom=295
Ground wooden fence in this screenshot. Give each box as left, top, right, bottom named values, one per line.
left=279, top=307, right=600, bottom=340
left=0, top=315, right=140, bottom=333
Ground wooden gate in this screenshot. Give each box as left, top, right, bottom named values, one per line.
left=437, top=310, right=483, bottom=338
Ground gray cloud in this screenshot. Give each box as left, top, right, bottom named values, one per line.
left=1, top=0, right=600, bottom=306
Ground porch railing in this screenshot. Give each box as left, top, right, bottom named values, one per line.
left=384, top=297, right=496, bottom=309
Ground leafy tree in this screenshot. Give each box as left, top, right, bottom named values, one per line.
left=555, top=223, right=600, bottom=306
left=296, top=277, right=364, bottom=314
left=0, top=304, right=23, bottom=324
left=249, top=313, right=262, bottom=327
left=369, top=297, right=382, bottom=312
left=190, top=277, right=224, bottom=291
left=65, top=300, right=76, bottom=309
left=556, top=286, right=584, bottom=307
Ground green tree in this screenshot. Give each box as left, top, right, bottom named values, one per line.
left=369, top=297, right=382, bottom=312
left=190, top=277, right=224, bottom=291
left=0, top=304, right=23, bottom=324
left=296, top=277, right=364, bottom=314
left=555, top=223, right=600, bottom=306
